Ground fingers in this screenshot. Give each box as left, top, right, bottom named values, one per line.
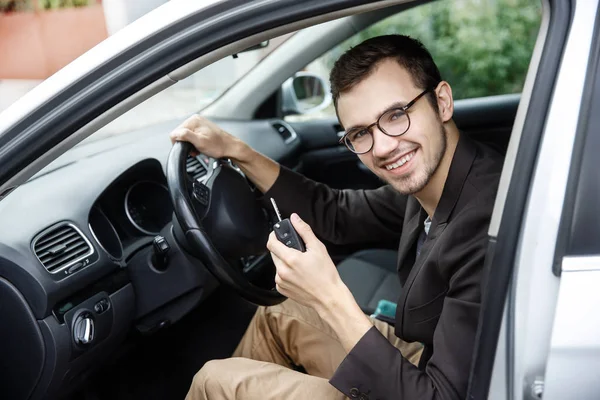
left=169, top=114, right=207, bottom=144
left=170, top=123, right=209, bottom=156
left=271, top=252, right=290, bottom=295
left=289, top=214, right=320, bottom=248
left=268, top=231, right=305, bottom=269
left=274, top=272, right=283, bottom=293
left=267, top=231, right=292, bottom=258
left=169, top=127, right=193, bottom=144
left=169, top=114, right=232, bottom=160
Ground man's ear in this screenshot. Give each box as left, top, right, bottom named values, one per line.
left=435, top=81, right=454, bottom=123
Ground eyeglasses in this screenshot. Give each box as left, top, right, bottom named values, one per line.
left=339, top=88, right=433, bottom=154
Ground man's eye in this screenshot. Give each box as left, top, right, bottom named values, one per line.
left=350, top=130, right=368, bottom=141
left=388, top=110, right=405, bottom=121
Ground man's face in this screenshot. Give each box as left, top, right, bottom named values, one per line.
left=337, top=59, right=447, bottom=195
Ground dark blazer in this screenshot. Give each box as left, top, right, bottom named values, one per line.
left=264, top=135, right=503, bottom=400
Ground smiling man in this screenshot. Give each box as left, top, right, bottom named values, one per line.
left=171, top=35, right=503, bottom=400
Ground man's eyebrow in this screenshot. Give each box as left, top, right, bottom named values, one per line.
left=344, top=101, right=407, bottom=132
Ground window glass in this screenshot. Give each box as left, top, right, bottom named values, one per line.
left=291, top=0, right=542, bottom=121
left=85, top=35, right=292, bottom=143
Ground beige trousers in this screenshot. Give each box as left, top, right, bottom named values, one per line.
left=185, top=299, right=423, bottom=400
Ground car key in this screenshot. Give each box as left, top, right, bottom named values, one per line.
left=270, top=198, right=306, bottom=252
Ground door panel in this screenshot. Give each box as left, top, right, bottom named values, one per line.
left=289, top=94, right=519, bottom=189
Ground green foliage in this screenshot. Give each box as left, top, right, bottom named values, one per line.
left=0, top=0, right=34, bottom=12
left=322, top=0, right=542, bottom=99
left=39, top=0, right=94, bottom=9
left=0, top=0, right=94, bottom=12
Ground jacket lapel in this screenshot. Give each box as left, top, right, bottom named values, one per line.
left=428, top=136, right=477, bottom=232
left=396, top=197, right=426, bottom=285
left=395, top=135, right=478, bottom=337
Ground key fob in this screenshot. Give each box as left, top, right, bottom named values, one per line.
left=274, top=219, right=306, bottom=252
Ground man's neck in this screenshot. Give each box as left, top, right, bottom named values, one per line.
left=414, top=125, right=460, bottom=218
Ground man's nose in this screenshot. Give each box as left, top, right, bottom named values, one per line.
left=371, top=127, right=398, bottom=159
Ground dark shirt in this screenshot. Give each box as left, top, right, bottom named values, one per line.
left=263, top=135, right=503, bottom=400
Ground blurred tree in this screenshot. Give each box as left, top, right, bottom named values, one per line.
left=0, top=0, right=33, bottom=12
left=39, top=0, right=94, bottom=9
left=1, top=0, right=94, bottom=12
left=322, top=0, right=542, bottom=99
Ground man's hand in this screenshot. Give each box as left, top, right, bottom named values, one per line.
left=169, top=114, right=246, bottom=160
left=267, top=213, right=344, bottom=310
left=169, top=114, right=280, bottom=193
left=267, top=214, right=374, bottom=352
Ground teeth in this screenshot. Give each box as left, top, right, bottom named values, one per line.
left=386, top=151, right=415, bottom=170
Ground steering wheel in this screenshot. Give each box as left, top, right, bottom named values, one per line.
left=166, top=141, right=285, bottom=306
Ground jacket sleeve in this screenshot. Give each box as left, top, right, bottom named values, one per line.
left=263, top=166, right=407, bottom=245
left=329, top=203, right=489, bottom=400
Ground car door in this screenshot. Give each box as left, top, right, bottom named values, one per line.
left=542, top=49, right=600, bottom=397
left=467, top=0, right=600, bottom=398
left=280, top=1, right=541, bottom=190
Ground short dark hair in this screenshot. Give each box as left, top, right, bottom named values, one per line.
left=330, top=35, right=442, bottom=111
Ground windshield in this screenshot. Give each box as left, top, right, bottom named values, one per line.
left=26, top=35, right=293, bottom=179
left=87, top=35, right=292, bottom=143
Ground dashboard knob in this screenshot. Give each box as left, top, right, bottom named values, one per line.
left=152, top=235, right=170, bottom=270
left=73, top=313, right=95, bottom=345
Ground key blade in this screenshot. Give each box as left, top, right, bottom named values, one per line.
left=270, top=198, right=282, bottom=222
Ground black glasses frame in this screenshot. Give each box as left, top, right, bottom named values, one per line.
left=339, top=88, right=433, bottom=154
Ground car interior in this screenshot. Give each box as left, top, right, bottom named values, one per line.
left=0, top=1, right=542, bottom=399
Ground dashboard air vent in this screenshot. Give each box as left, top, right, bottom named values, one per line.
left=272, top=121, right=297, bottom=144
left=33, top=224, right=93, bottom=273
left=186, top=156, right=207, bottom=180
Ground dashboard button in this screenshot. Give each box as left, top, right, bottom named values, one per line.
left=93, top=299, right=109, bottom=314
left=193, top=182, right=210, bottom=206
left=67, top=262, right=84, bottom=274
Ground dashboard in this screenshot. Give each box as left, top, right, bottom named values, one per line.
left=90, top=160, right=173, bottom=262
left=0, top=118, right=301, bottom=400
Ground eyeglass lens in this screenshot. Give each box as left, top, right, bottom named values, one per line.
left=345, top=108, right=410, bottom=153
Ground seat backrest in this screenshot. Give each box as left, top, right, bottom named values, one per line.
left=454, top=94, right=520, bottom=156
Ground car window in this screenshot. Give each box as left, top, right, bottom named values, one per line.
left=84, top=34, right=293, bottom=143
left=287, top=0, right=542, bottom=122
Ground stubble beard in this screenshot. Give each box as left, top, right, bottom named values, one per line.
left=389, top=124, right=448, bottom=195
